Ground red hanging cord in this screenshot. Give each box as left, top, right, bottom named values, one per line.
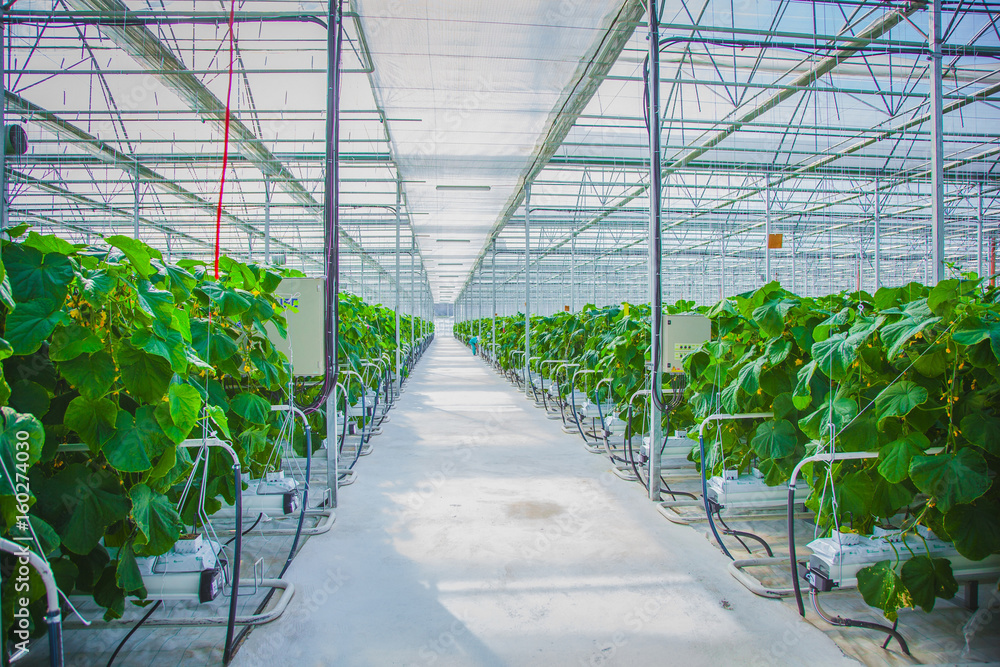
left=214, top=0, right=237, bottom=281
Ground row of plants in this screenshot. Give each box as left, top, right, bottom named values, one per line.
left=455, top=278, right=999, bottom=619
left=0, top=228, right=430, bottom=644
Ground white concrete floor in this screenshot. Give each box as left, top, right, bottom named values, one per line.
left=234, top=335, right=857, bottom=667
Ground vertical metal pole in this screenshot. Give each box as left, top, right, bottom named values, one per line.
left=410, top=252, right=415, bottom=353
left=720, top=222, right=726, bottom=299
left=764, top=178, right=772, bottom=283
left=264, top=176, right=272, bottom=265
left=930, top=0, right=945, bottom=284
left=647, top=0, right=663, bottom=501
left=570, top=233, right=576, bottom=312
left=524, top=184, right=532, bottom=397
left=791, top=233, right=797, bottom=295
left=977, top=184, right=984, bottom=280
left=133, top=163, right=141, bottom=239
left=394, top=180, right=401, bottom=394
left=326, top=390, right=338, bottom=508
left=874, top=181, right=881, bottom=290
left=491, top=246, right=497, bottom=358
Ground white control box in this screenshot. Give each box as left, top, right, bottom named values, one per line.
left=661, top=314, right=711, bottom=373
left=267, top=277, right=326, bottom=376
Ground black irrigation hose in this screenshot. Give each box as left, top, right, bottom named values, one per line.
left=810, top=590, right=911, bottom=656
left=105, top=600, right=162, bottom=667
left=224, top=512, right=264, bottom=546
left=716, top=510, right=774, bottom=557
left=698, top=433, right=734, bottom=560
left=789, top=486, right=806, bottom=617
left=280, top=417, right=311, bottom=578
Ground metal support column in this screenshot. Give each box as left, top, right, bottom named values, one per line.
left=133, top=163, right=141, bottom=239
left=0, top=16, right=6, bottom=230
left=977, top=184, right=984, bottom=280
left=524, top=183, right=532, bottom=398
left=929, top=0, right=945, bottom=284
left=874, top=181, right=881, bottom=290
left=646, top=0, right=663, bottom=501
left=264, top=176, right=272, bottom=265
left=491, top=245, right=497, bottom=359
left=570, top=233, right=576, bottom=311
left=764, top=178, right=772, bottom=283
left=394, top=180, right=401, bottom=395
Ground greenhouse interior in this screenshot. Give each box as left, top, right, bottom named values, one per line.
left=1, top=0, right=999, bottom=665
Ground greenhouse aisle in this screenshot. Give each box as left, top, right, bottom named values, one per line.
left=234, top=333, right=857, bottom=667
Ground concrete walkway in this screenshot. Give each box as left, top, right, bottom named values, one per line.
left=234, top=333, right=856, bottom=667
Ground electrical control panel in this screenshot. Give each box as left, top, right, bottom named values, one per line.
left=135, top=535, right=225, bottom=603
left=660, top=314, right=711, bottom=373
left=266, top=277, right=325, bottom=376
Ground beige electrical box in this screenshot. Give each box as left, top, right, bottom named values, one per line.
left=661, top=314, right=711, bottom=373
left=267, top=278, right=326, bottom=376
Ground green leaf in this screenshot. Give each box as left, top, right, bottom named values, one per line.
left=870, top=476, right=915, bottom=518
left=835, top=469, right=875, bottom=517
left=205, top=404, right=231, bottom=439
left=751, top=419, right=797, bottom=459
left=877, top=432, right=929, bottom=483
left=64, top=397, right=118, bottom=453
left=129, top=483, right=184, bottom=557
left=900, top=556, right=957, bottom=613
left=737, top=357, right=764, bottom=395
left=114, top=541, right=145, bottom=595
left=799, top=397, right=857, bottom=440
left=944, top=501, right=1000, bottom=561
left=22, top=231, right=77, bottom=256
left=163, top=263, right=196, bottom=301
left=78, top=269, right=116, bottom=306
left=961, top=413, right=1000, bottom=456
left=792, top=360, right=817, bottom=410
left=0, top=407, right=44, bottom=498
left=876, top=381, right=928, bottom=423
left=131, top=326, right=188, bottom=374
left=136, top=280, right=175, bottom=323
left=117, top=344, right=171, bottom=403
left=811, top=330, right=868, bottom=381
left=765, top=338, right=791, bottom=365
left=880, top=312, right=941, bottom=359
left=94, top=564, right=125, bottom=619
left=55, top=464, right=130, bottom=555
left=8, top=379, right=50, bottom=418
left=59, top=350, right=116, bottom=400
left=190, top=319, right=238, bottom=364
left=49, top=323, right=104, bottom=361
left=857, top=560, right=910, bottom=620
left=171, top=308, right=192, bottom=342
left=168, top=383, right=202, bottom=433
left=231, top=392, right=270, bottom=425
left=198, top=282, right=251, bottom=317
left=5, top=299, right=71, bottom=355
left=909, top=449, right=990, bottom=514
left=752, top=298, right=797, bottom=338
left=2, top=243, right=74, bottom=303
left=105, top=235, right=162, bottom=278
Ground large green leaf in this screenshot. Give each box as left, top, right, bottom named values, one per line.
left=116, top=344, right=171, bottom=403
left=77, top=268, right=116, bottom=306
left=58, top=350, right=116, bottom=400
left=2, top=243, right=75, bottom=303
left=880, top=310, right=941, bottom=359
left=64, top=397, right=118, bottom=453
left=132, top=326, right=188, bottom=374
left=857, top=560, right=910, bottom=620
left=951, top=316, right=1000, bottom=362
left=48, top=323, right=104, bottom=361
left=876, top=381, right=928, bottom=423
left=136, top=280, right=175, bottom=324
left=944, top=501, right=1000, bottom=561
left=811, top=330, right=869, bottom=381
left=835, top=469, right=875, bottom=517
left=231, top=392, right=270, bottom=425
left=106, top=235, right=161, bottom=279
left=5, top=299, right=71, bottom=355
left=129, top=483, right=184, bottom=557
left=8, top=379, right=50, bottom=418
left=909, top=449, right=990, bottom=513
left=168, top=383, right=202, bottom=433
left=751, top=419, right=797, bottom=459
left=197, top=282, right=252, bottom=317
left=52, top=463, right=130, bottom=555
left=752, top=298, right=797, bottom=338
left=792, top=360, right=817, bottom=410
left=961, top=413, right=1000, bottom=456
left=900, top=555, right=957, bottom=612
left=22, top=231, right=77, bottom=256
left=798, top=397, right=857, bottom=440
left=0, top=408, right=44, bottom=502
left=877, top=432, right=929, bottom=483
left=102, top=407, right=169, bottom=473
left=114, top=541, right=145, bottom=595
left=190, top=319, right=239, bottom=364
